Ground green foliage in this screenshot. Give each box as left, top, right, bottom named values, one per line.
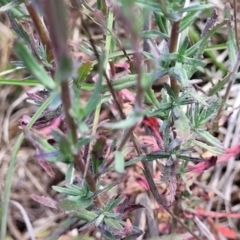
left=1, top=0, right=238, bottom=239
left=14, top=41, right=55, bottom=89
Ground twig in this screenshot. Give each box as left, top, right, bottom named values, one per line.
left=214, top=50, right=240, bottom=122
left=233, top=0, right=239, bottom=51
left=80, top=7, right=201, bottom=239
left=25, top=3, right=54, bottom=62
left=169, top=21, right=181, bottom=97
left=42, top=0, right=101, bottom=207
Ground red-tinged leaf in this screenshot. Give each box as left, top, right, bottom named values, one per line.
left=19, top=115, right=31, bottom=129
left=139, top=135, right=159, bottom=152
left=195, top=208, right=240, bottom=218
left=115, top=196, right=145, bottom=217
left=37, top=157, right=55, bottom=178
left=114, top=62, right=130, bottom=71
left=31, top=194, right=58, bottom=209
left=226, top=143, right=240, bottom=154
left=142, top=117, right=163, bottom=149
left=26, top=92, right=44, bottom=102
left=19, top=112, right=62, bottom=136
left=124, top=219, right=132, bottom=235
left=187, top=156, right=217, bottom=173
left=135, top=174, right=149, bottom=190
left=218, top=143, right=240, bottom=163
left=37, top=116, right=61, bottom=135
left=217, top=225, right=237, bottom=239
left=119, top=89, right=135, bottom=102
left=142, top=116, right=160, bottom=131
left=158, top=223, right=171, bottom=234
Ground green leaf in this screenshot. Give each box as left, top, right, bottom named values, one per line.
left=95, top=214, right=105, bottom=227
left=74, top=61, right=93, bottom=88
left=224, top=5, right=237, bottom=71
left=178, top=4, right=213, bottom=13
left=164, top=83, right=176, bottom=99
left=92, top=182, right=118, bottom=198
left=58, top=136, right=74, bottom=163
left=68, top=197, right=93, bottom=209
left=198, top=101, right=219, bottom=124
left=154, top=102, right=172, bottom=112
left=104, top=196, right=115, bottom=212
left=145, top=88, right=160, bottom=108
left=146, top=151, right=171, bottom=161
left=105, top=155, right=145, bottom=174
left=142, top=30, right=169, bottom=39
left=5, top=10, right=32, bottom=45
left=174, top=107, right=191, bottom=141
left=65, top=184, right=86, bottom=195
left=0, top=0, right=23, bottom=11
left=154, top=12, right=168, bottom=34
left=196, top=130, right=224, bottom=149
left=14, top=41, right=55, bottom=90
left=0, top=79, right=41, bottom=86
left=83, top=57, right=103, bottom=118
left=115, top=151, right=125, bottom=173
left=52, top=186, right=82, bottom=196
left=105, top=195, right=125, bottom=212
left=104, top=218, right=123, bottom=231
left=59, top=200, right=97, bottom=219
left=78, top=218, right=98, bottom=232
left=66, top=163, right=74, bottom=183
left=192, top=139, right=224, bottom=155
left=104, top=115, right=143, bottom=129
left=75, top=136, right=96, bottom=148
left=159, top=120, right=169, bottom=132
left=174, top=62, right=189, bottom=87
left=180, top=11, right=200, bottom=32
left=209, top=74, right=229, bottom=96
left=188, top=90, right=208, bottom=106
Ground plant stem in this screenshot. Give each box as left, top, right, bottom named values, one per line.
left=169, top=21, right=181, bottom=97
left=25, top=3, right=54, bottom=62
left=43, top=0, right=101, bottom=207
left=233, top=0, right=239, bottom=50
left=58, top=88, right=101, bottom=205
left=214, top=51, right=240, bottom=122
left=80, top=9, right=200, bottom=239
left=60, top=82, right=78, bottom=143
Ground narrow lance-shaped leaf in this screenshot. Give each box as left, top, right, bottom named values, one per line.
left=174, top=62, right=189, bottom=87
left=192, top=139, right=224, bottom=155
left=14, top=41, right=55, bottom=89
left=65, top=163, right=74, bottom=183
left=104, top=115, right=143, bottom=129
left=180, top=11, right=201, bottom=32
left=141, top=30, right=169, bottom=39
left=177, top=3, right=213, bottom=13
left=174, top=107, right=191, bottom=141
left=196, top=129, right=224, bottom=149
left=52, top=185, right=82, bottom=196
left=115, top=151, right=125, bottom=173
left=209, top=74, right=229, bottom=96
left=224, top=4, right=237, bottom=71
left=74, top=61, right=93, bottom=88
left=83, top=55, right=104, bottom=118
